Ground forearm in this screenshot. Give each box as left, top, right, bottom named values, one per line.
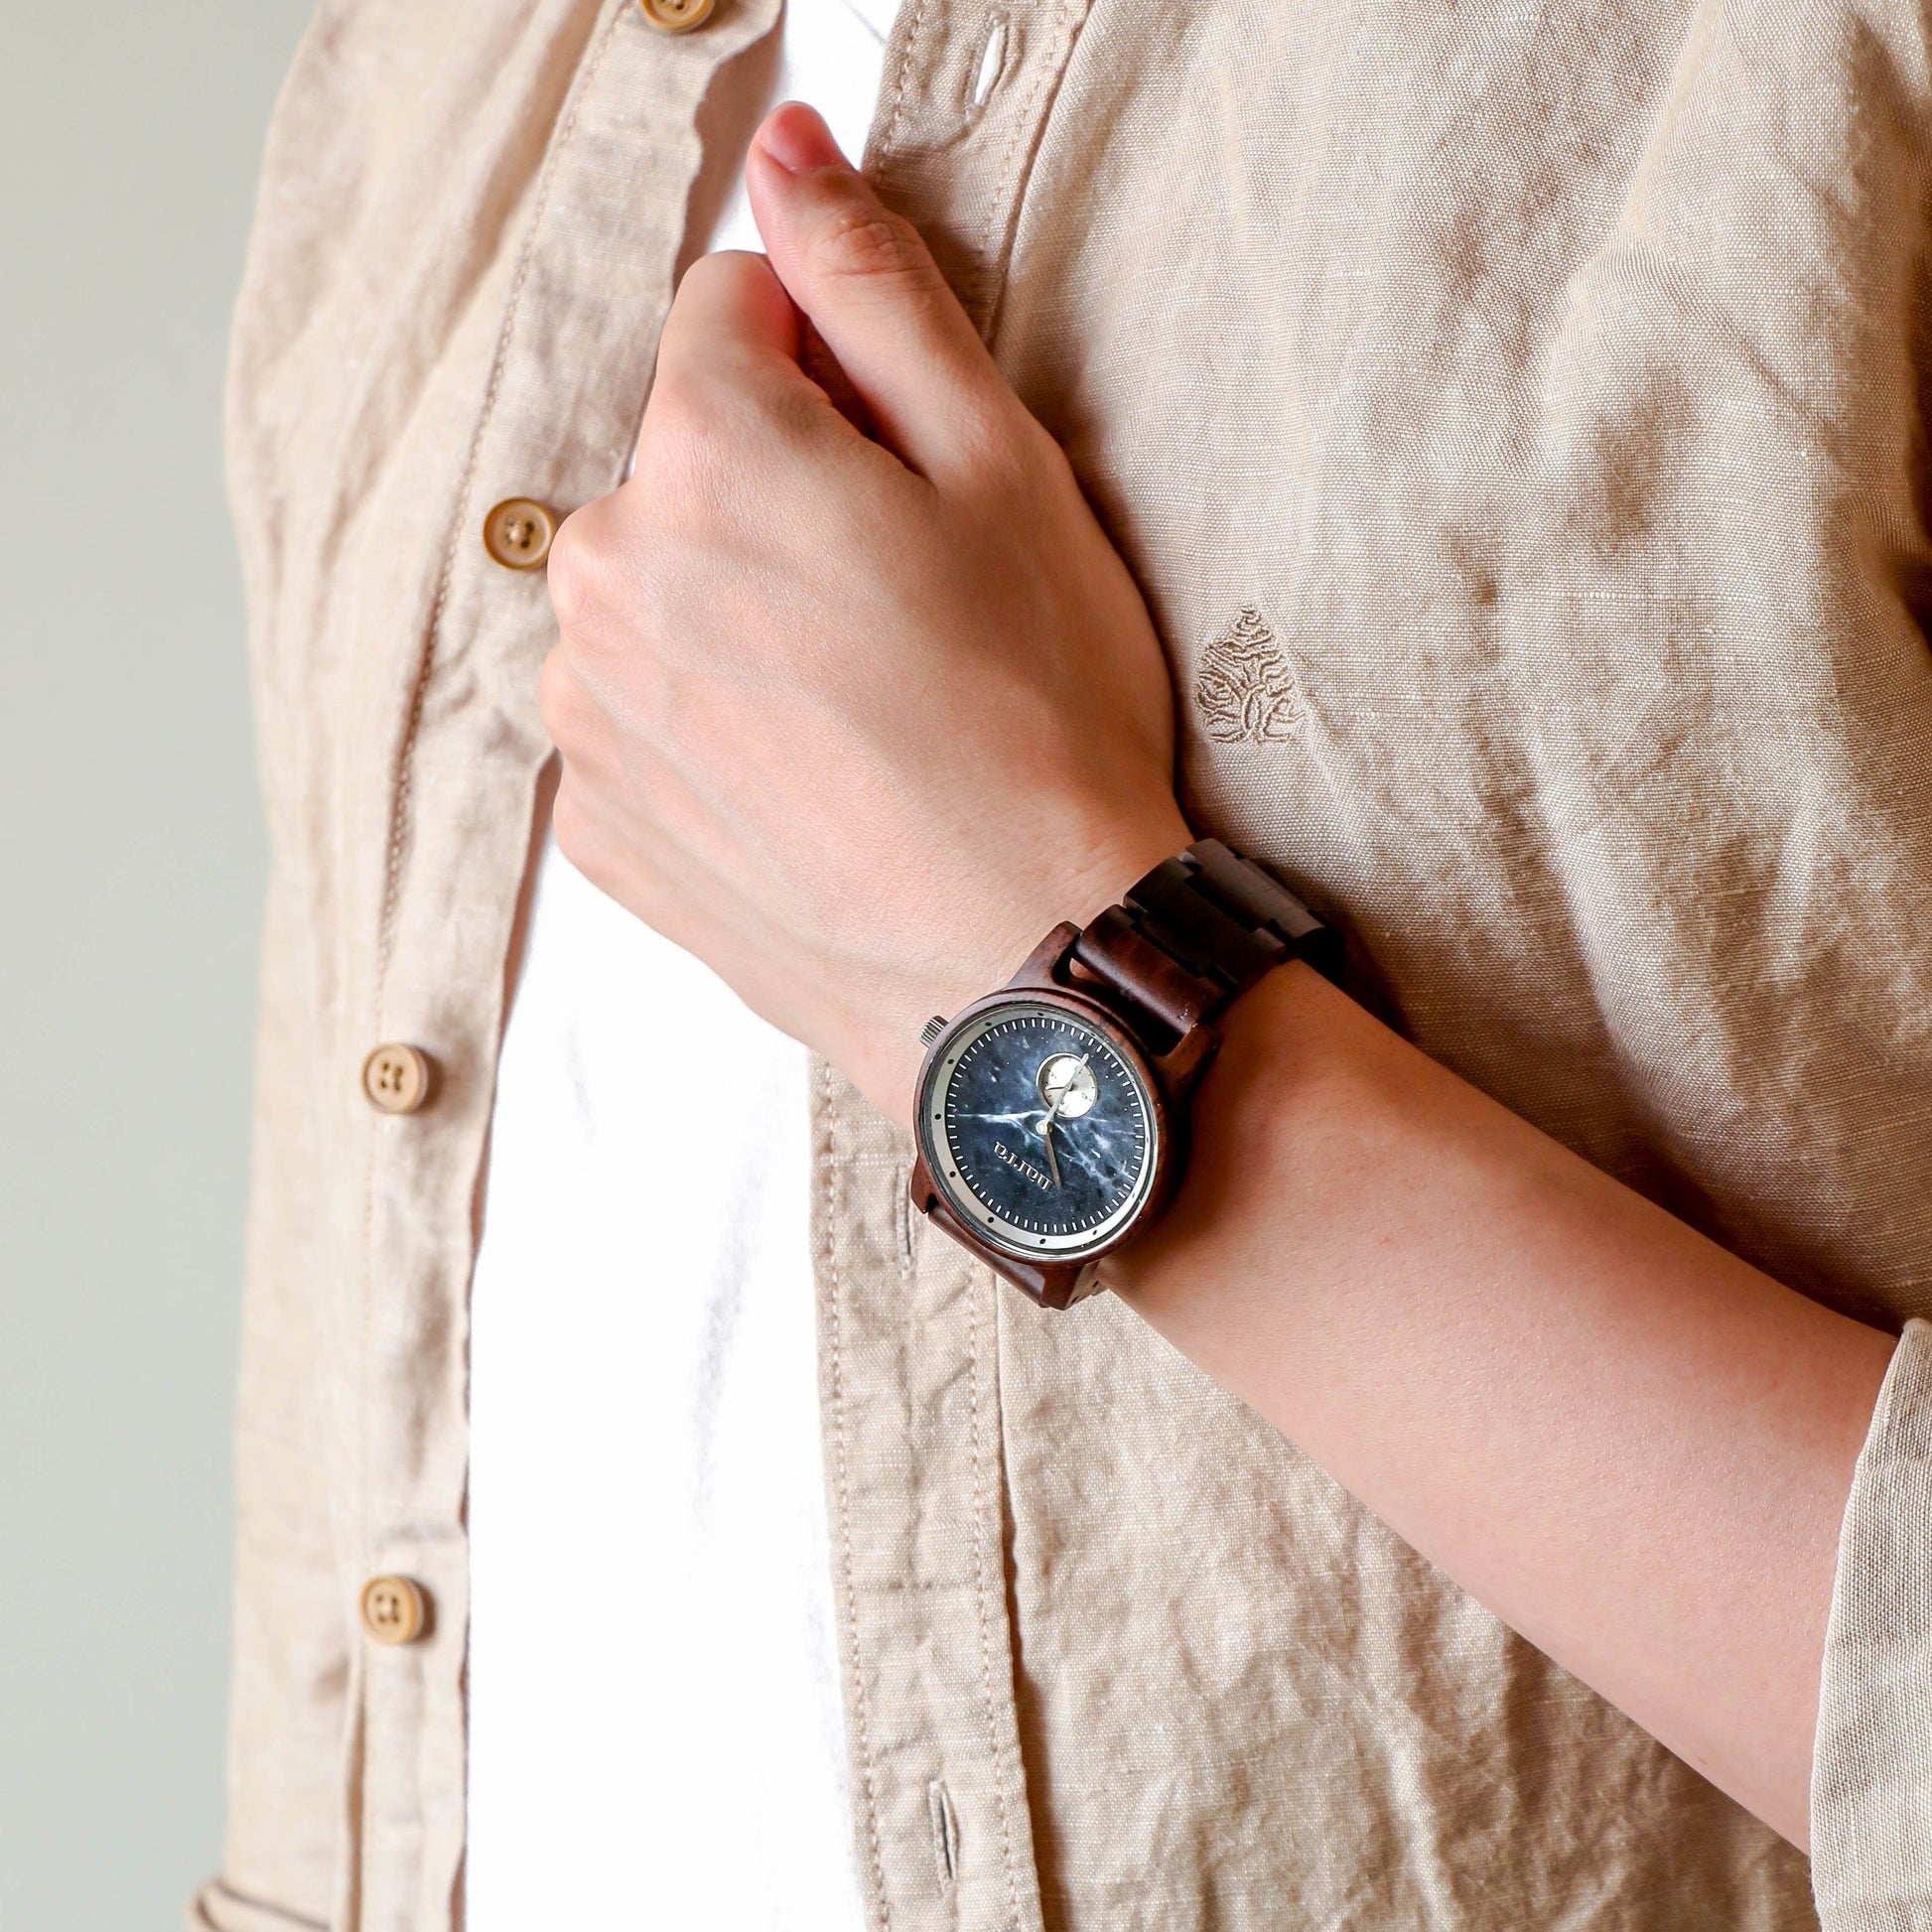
left=1110, top=961, right=1896, bottom=1847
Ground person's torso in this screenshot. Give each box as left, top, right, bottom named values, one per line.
left=217, top=0, right=1932, bottom=1925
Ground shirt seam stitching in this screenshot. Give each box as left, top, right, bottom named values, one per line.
left=968, top=1257, right=1026, bottom=1928
left=879, top=0, right=935, bottom=158
left=980, top=0, right=1095, bottom=345
left=822, top=1059, right=894, bottom=1925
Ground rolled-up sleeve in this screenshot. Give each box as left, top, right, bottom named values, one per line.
left=1813, top=1318, right=1932, bottom=1929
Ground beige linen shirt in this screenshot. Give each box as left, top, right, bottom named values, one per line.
left=200, top=1, right=1932, bottom=1928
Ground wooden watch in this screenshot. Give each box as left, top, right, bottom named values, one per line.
left=908, top=839, right=1342, bottom=1309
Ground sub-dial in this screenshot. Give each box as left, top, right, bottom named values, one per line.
left=1035, top=1052, right=1098, bottom=1120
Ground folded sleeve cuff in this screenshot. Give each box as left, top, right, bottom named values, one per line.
left=187, top=1880, right=328, bottom=1932
left=1812, top=1316, right=1932, bottom=1931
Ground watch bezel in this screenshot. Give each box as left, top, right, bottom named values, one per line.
left=914, top=988, right=1166, bottom=1267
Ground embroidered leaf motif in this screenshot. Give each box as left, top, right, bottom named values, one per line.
left=1195, top=608, right=1305, bottom=745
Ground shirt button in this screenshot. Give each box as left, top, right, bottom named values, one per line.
left=482, top=496, right=557, bottom=571
left=638, top=0, right=715, bottom=30
left=359, top=1575, right=429, bottom=1646
left=361, top=1043, right=432, bottom=1115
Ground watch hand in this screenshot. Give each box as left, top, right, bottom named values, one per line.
left=1039, top=1116, right=1061, bottom=1187
left=1032, top=1085, right=1070, bottom=1186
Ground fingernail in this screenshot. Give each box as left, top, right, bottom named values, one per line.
left=757, top=102, right=849, bottom=175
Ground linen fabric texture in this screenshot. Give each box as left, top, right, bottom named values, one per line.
left=203, top=0, right=1932, bottom=1928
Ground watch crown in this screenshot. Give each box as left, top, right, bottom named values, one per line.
left=918, top=1014, right=948, bottom=1049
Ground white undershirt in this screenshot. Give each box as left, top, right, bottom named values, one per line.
left=466, top=10, right=893, bottom=1925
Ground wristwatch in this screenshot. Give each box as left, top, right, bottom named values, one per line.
left=908, top=839, right=1342, bottom=1309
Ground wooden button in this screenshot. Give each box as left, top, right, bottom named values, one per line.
left=482, top=497, right=556, bottom=571
left=359, top=1575, right=428, bottom=1646
left=362, top=1043, right=431, bottom=1115
left=639, top=0, right=715, bottom=30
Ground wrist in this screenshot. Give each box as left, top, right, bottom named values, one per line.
left=972, top=807, right=1197, bottom=1003
left=1103, top=958, right=1366, bottom=1322
left=891, top=804, right=1195, bottom=1093
left=903, top=833, right=1344, bottom=1308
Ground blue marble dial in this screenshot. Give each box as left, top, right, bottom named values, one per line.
left=921, top=1001, right=1157, bottom=1259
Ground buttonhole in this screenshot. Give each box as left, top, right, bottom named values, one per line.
left=927, top=1778, right=960, bottom=1891
left=967, top=13, right=1008, bottom=116
left=895, top=1163, right=917, bottom=1276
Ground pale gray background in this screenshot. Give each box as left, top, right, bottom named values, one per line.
left=1, top=3, right=318, bottom=1924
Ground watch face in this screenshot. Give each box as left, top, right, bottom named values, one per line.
left=919, top=999, right=1160, bottom=1262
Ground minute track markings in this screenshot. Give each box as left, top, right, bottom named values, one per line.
left=922, top=1000, right=1158, bottom=1259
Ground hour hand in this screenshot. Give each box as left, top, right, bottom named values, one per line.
left=1031, top=1089, right=1066, bottom=1186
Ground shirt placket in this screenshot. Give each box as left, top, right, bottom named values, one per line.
left=348, top=4, right=778, bottom=1929
left=812, top=9, right=1093, bottom=1931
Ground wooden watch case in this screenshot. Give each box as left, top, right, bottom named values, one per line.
left=907, top=922, right=1219, bottom=1310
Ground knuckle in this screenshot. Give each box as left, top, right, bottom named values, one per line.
left=544, top=510, right=614, bottom=635
left=762, top=370, right=842, bottom=450
left=673, top=250, right=734, bottom=307
left=639, top=374, right=738, bottom=498
left=811, top=204, right=940, bottom=305
left=678, top=247, right=765, bottom=311
left=646, top=348, right=718, bottom=433
left=951, top=391, right=1023, bottom=483
left=952, top=391, right=1051, bottom=503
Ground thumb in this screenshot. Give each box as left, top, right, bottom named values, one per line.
left=745, top=102, right=1024, bottom=484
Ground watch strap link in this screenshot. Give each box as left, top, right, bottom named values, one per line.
left=1071, top=839, right=1341, bottom=1047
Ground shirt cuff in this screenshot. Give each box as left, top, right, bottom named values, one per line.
left=1812, top=1316, right=1932, bottom=1930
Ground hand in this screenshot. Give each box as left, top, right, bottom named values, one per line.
left=539, top=103, right=1190, bottom=1119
